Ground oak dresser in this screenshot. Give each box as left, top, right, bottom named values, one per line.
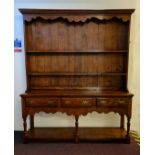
left=19, top=9, right=134, bottom=143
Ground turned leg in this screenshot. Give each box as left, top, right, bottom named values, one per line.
left=30, top=114, right=34, bottom=130
left=75, top=116, right=79, bottom=143
left=126, top=116, right=131, bottom=143
left=120, top=114, right=124, bottom=129
left=23, top=115, right=28, bottom=143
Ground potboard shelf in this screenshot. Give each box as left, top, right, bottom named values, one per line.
left=26, top=127, right=128, bottom=143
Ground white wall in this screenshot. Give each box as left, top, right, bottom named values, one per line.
left=14, top=0, right=140, bottom=133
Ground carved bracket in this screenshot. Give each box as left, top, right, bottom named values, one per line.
left=19, top=9, right=134, bottom=23
left=26, top=108, right=128, bottom=117
left=23, top=15, right=130, bottom=23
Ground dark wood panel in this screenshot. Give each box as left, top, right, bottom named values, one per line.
left=68, top=24, right=75, bottom=50
left=98, top=76, right=126, bottom=90
left=74, top=23, right=88, bottom=50
left=29, top=77, right=51, bottom=87
left=87, top=21, right=99, bottom=49
left=25, top=19, right=129, bottom=52
left=25, top=23, right=34, bottom=50
left=27, top=53, right=127, bottom=74
left=50, top=21, right=58, bottom=50
left=57, top=21, right=68, bottom=50
left=29, top=75, right=126, bottom=90
left=100, top=19, right=128, bottom=50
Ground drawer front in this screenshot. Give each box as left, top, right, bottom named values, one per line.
left=97, top=98, right=129, bottom=107
left=61, top=98, right=96, bottom=107
left=26, top=98, right=59, bottom=107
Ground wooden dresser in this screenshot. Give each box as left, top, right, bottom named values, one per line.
left=19, top=9, right=134, bottom=143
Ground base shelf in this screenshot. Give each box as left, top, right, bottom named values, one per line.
left=25, top=127, right=129, bottom=143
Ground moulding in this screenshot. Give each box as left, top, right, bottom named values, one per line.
left=19, top=9, right=135, bottom=23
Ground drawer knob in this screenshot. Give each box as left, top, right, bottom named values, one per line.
left=118, top=100, right=126, bottom=104
left=48, top=101, right=54, bottom=104
left=82, top=100, right=89, bottom=105
left=100, top=100, right=107, bottom=104
left=65, top=101, right=71, bottom=105
left=29, top=100, right=35, bottom=104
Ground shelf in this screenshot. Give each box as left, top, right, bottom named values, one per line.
left=26, top=49, right=127, bottom=54
left=23, top=90, right=132, bottom=97
left=28, top=72, right=127, bottom=76
left=26, top=127, right=128, bottom=142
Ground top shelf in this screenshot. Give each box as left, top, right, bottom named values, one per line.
left=26, top=49, right=128, bottom=54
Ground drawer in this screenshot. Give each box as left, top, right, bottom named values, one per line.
left=25, top=98, right=59, bottom=107
left=97, top=98, right=129, bottom=107
left=61, top=98, right=96, bottom=107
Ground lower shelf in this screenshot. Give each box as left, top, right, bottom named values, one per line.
left=25, top=127, right=129, bottom=143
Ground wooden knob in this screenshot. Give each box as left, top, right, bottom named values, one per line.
left=101, top=100, right=107, bottom=103
left=118, top=100, right=126, bottom=105
left=82, top=100, right=89, bottom=105
left=65, top=100, right=71, bottom=105
left=99, top=100, right=108, bottom=106
left=100, top=100, right=107, bottom=104
left=48, top=101, right=54, bottom=104
left=118, top=100, right=127, bottom=105
left=29, top=100, right=35, bottom=104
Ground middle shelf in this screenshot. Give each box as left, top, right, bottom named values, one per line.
left=26, top=49, right=128, bottom=54
left=28, top=72, right=127, bottom=76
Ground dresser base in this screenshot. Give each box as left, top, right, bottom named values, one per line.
left=24, top=127, right=130, bottom=143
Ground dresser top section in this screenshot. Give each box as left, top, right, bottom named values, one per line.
left=19, top=9, right=135, bottom=22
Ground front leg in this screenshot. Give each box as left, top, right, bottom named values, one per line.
left=30, top=114, right=34, bottom=130
left=75, top=115, right=79, bottom=143
left=126, top=116, right=131, bottom=143
left=23, top=115, right=28, bottom=143
left=120, top=114, right=124, bottom=129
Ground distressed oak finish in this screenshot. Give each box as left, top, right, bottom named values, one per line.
left=19, top=9, right=134, bottom=143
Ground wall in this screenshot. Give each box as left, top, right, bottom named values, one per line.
left=14, top=0, right=140, bottom=133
